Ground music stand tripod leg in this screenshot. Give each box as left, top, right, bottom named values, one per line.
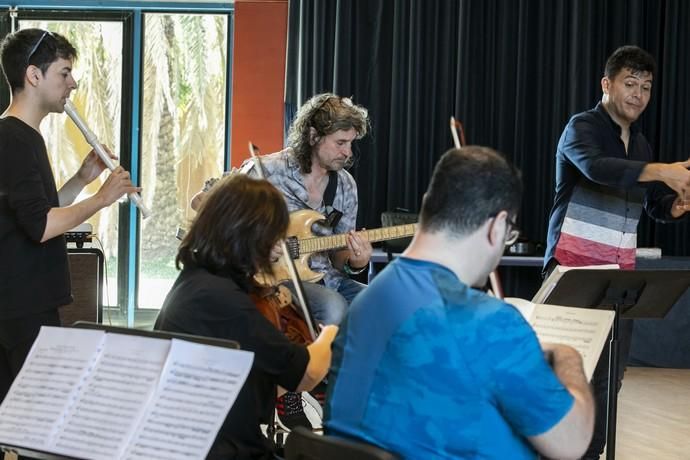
left=606, top=302, right=622, bottom=460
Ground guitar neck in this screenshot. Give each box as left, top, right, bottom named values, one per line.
left=298, top=223, right=417, bottom=255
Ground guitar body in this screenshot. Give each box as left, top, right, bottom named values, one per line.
left=255, top=208, right=418, bottom=285
left=256, top=209, right=327, bottom=285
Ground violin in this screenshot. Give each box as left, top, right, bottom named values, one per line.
left=247, top=141, right=319, bottom=343
left=249, top=141, right=316, bottom=343
left=250, top=284, right=313, bottom=346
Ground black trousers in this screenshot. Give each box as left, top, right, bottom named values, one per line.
left=0, top=309, right=61, bottom=404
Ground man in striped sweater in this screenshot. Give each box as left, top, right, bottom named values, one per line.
left=544, top=45, right=690, bottom=459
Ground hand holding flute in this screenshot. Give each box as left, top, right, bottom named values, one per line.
left=64, top=99, right=152, bottom=218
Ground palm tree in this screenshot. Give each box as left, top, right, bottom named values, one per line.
left=139, top=14, right=228, bottom=280
left=140, top=14, right=180, bottom=264
left=23, top=13, right=229, bottom=307
left=28, top=20, right=122, bottom=257
left=176, top=15, right=227, bottom=224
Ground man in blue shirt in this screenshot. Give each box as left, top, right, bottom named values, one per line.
left=325, top=146, right=594, bottom=459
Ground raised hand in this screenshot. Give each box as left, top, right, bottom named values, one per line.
left=76, top=145, right=118, bottom=185
left=96, top=166, right=141, bottom=207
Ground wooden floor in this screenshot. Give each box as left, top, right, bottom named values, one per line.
left=3, top=367, right=689, bottom=460
left=612, top=367, right=690, bottom=460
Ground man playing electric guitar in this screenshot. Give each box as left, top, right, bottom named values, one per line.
left=193, top=93, right=372, bottom=327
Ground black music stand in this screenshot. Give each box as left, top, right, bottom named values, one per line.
left=0, top=322, right=240, bottom=460
left=543, top=269, right=690, bottom=460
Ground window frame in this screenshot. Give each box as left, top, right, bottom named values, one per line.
left=1, top=2, right=234, bottom=326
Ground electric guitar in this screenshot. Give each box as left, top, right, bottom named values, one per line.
left=259, top=209, right=418, bottom=284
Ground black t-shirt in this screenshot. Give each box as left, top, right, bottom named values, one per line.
left=0, top=117, right=71, bottom=318
left=154, top=266, right=310, bottom=460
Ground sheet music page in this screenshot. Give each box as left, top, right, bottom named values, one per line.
left=123, top=339, right=254, bottom=460
left=529, top=304, right=614, bottom=381
left=531, top=264, right=619, bottom=304
left=49, top=333, right=171, bottom=460
left=0, top=326, right=104, bottom=452
left=505, top=297, right=536, bottom=320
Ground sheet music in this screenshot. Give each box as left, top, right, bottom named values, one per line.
left=506, top=297, right=536, bottom=319
left=506, top=298, right=614, bottom=381
left=50, top=333, right=171, bottom=460
left=0, top=327, right=105, bottom=450
left=123, top=339, right=253, bottom=460
left=0, top=328, right=253, bottom=460
left=530, top=304, right=614, bottom=380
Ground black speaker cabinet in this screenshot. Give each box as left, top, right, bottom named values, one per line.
left=61, top=249, right=104, bottom=326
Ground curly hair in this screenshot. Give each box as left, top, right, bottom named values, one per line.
left=176, top=175, right=289, bottom=290
left=287, top=93, right=369, bottom=173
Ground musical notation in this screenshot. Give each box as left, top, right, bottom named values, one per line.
left=52, top=334, right=170, bottom=460
left=123, top=339, right=252, bottom=460
left=0, top=327, right=103, bottom=448
left=506, top=298, right=615, bottom=380
left=0, top=327, right=253, bottom=460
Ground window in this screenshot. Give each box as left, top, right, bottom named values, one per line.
left=3, top=4, right=233, bottom=324
left=138, top=13, right=228, bottom=308
left=19, top=17, right=125, bottom=311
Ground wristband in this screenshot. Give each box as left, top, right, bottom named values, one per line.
left=343, top=258, right=368, bottom=275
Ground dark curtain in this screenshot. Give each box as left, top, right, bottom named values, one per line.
left=0, top=13, right=11, bottom=114
left=285, top=0, right=690, bottom=257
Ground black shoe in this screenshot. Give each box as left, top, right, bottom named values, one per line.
left=276, top=391, right=312, bottom=431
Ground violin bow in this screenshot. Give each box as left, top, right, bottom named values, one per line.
left=248, top=142, right=318, bottom=340
left=449, top=117, right=505, bottom=299
left=449, top=117, right=467, bottom=149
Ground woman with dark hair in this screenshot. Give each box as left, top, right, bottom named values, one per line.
left=155, top=174, right=337, bottom=460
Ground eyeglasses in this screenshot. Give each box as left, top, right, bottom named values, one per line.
left=488, top=213, right=520, bottom=246
left=26, top=30, right=55, bottom=65
left=504, top=216, right=520, bottom=246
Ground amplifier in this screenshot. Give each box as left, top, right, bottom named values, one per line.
left=62, top=248, right=104, bottom=326
left=65, top=223, right=93, bottom=248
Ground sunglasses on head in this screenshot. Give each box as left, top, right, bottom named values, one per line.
left=26, top=30, right=55, bottom=65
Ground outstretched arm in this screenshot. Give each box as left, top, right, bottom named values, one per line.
left=638, top=160, right=690, bottom=197
left=640, top=161, right=690, bottom=219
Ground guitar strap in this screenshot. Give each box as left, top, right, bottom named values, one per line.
left=248, top=157, right=342, bottom=228
left=324, top=171, right=338, bottom=208
left=323, top=171, right=342, bottom=229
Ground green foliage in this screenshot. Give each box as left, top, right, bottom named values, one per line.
left=23, top=13, right=229, bottom=309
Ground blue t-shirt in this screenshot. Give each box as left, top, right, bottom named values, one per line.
left=324, top=257, right=574, bottom=459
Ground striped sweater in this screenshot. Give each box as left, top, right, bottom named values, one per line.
left=545, top=103, right=678, bottom=271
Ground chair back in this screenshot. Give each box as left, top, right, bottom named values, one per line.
left=284, top=427, right=398, bottom=460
